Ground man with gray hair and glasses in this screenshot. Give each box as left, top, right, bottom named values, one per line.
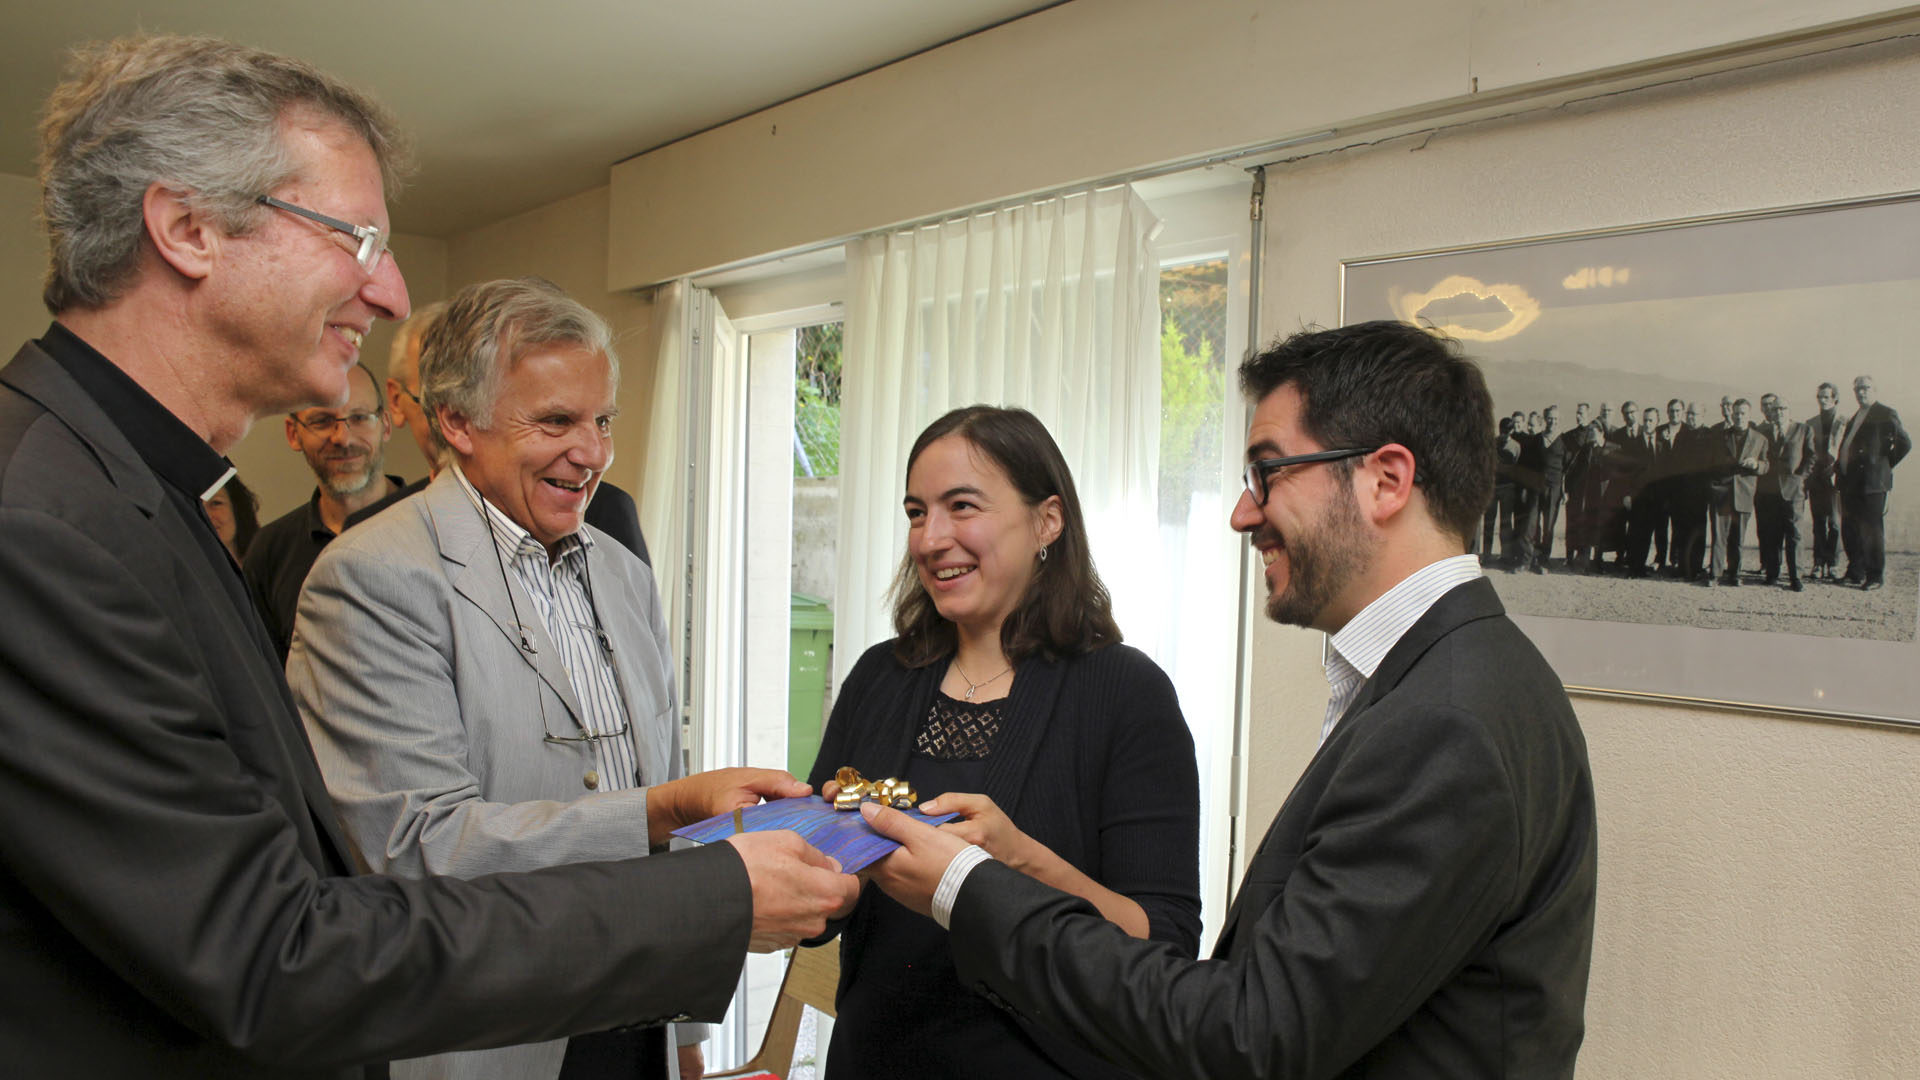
left=0, top=34, right=856, bottom=1079
left=348, top=301, right=651, bottom=564
left=291, top=277, right=714, bottom=1080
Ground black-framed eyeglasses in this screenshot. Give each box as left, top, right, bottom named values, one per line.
left=292, top=410, right=384, bottom=436
left=259, top=195, right=390, bottom=272
left=1243, top=447, right=1380, bottom=506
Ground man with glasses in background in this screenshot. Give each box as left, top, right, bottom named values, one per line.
left=244, top=360, right=402, bottom=659
left=290, top=277, right=714, bottom=1080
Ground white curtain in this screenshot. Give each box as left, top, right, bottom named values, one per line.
left=834, top=186, right=1164, bottom=687
left=638, top=281, right=748, bottom=775
left=639, top=279, right=692, bottom=677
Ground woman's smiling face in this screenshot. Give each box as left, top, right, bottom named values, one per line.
left=903, top=434, right=1058, bottom=639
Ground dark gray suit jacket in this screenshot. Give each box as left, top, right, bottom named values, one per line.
left=0, top=340, right=748, bottom=1078
left=948, top=578, right=1597, bottom=1079
left=1837, top=402, right=1911, bottom=495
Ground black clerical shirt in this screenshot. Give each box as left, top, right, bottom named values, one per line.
left=37, top=324, right=260, bottom=642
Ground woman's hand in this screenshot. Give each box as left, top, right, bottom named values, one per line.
left=919, top=792, right=1032, bottom=871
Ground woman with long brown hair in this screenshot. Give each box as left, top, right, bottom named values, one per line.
left=809, top=405, right=1199, bottom=1078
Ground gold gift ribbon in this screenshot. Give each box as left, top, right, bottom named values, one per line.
left=832, top=766, right=918, bottom=811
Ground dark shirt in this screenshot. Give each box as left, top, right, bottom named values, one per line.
left=1512, top=431, right=1548, bottom=491
left=244, top=476, right=407, bottom=663
left=347, top=474, right=651, bottom=567
left=812, top=643, right=1198, bottom=1080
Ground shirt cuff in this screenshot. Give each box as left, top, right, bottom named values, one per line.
left=931, top=844, right=994, bottom=930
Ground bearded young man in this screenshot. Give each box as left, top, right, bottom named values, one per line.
left=859, top=321, right=1598, bottom=1080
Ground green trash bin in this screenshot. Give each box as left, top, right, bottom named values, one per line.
left=788, top=593, right=834, bottom=778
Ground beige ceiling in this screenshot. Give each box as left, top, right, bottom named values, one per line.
left=2, top=0, right=1062, bottom=237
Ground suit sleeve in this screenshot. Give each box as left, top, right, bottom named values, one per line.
left=288, top=536, right=655, bottom=878
left=586, top=482, right=650, bottom=567
left=1887, top=406, right=1911, bottom=469
left=948, top=701, right=1522, bottom=1080
left=0, top=508, right=747, bottom=1068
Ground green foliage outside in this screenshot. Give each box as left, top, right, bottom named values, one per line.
left=794, top=322, right=842, bottom=477
left=1158, top=259, right=1228, bottom=522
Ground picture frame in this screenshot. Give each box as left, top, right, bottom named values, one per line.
left=1341, top=193, right=1920, bottom=727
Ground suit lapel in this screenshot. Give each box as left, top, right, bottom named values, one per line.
left=589, top=541, right=666, bottom=786
left=428, top=476, right=590, bottom=729
left=1212, top=578, right=1508, bottom=956
left=4, top=344, right=361, bottom=873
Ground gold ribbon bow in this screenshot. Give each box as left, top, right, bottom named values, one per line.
left=832, top=766, right=918, bottom=811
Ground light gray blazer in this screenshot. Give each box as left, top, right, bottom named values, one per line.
left=289, top=471, right=690, bottom=1080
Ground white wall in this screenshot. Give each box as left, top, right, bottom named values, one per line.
left=607, top=0, right=1910, bottom=288
left=1251, top=39, right=1920, bottom=1078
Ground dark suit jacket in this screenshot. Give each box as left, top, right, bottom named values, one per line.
left=1542, top=429, right=1575, bottom=491
left=948, top=578, right=1597, bottom=1079
left=1836, top=401, right=1911, bottom=495
left=1650, top=422, right=1686, bottom=483
left=1511, top=432, right=1547, bottom=493
left=1707, top=426, right=1770, bottom=513
left=0, top=340, right=745, bottom=1078
left=1807, top=408, right=1843, bottom=491
left=1759, top=421, right=1814, bottom=503
left=347, top=475, right=650, bottom=567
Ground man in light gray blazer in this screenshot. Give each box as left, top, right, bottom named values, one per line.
left=291, top=279, right=737, bottom=1080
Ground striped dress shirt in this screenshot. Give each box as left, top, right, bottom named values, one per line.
left=453, top=465, right=641, bottom=792
left=1320, top=554, right=1485, bottom=745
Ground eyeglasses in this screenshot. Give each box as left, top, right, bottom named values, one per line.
left=259, top=195, right=390, bottom=272
left=1243, top=446, right=1380, bottom=507
left=293, top=410, right=384, bottom=436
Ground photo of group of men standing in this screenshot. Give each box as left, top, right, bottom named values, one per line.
left=1481, top=376, right=1909, bottom=593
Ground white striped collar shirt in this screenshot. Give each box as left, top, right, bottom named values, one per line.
left=451, top=464, right=641, bottom=791
left=1319, top=553, right=1484, bottom=746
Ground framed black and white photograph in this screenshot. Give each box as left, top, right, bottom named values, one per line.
left=1342, top=194, right=1919, bottom=726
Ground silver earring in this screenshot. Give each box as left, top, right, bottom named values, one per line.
left=1038, top=546, right=1049, bottom=563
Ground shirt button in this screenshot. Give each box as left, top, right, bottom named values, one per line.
left=584, top=769, right=600, bottom=790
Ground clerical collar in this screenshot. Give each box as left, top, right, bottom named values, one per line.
left=37, top=321, right=234, bottom=500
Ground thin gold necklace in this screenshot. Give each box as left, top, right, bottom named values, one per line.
left=953, top=656, right=1013, bottom=702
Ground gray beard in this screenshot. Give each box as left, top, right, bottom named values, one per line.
left=317, top=453, right=384, bottom=498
